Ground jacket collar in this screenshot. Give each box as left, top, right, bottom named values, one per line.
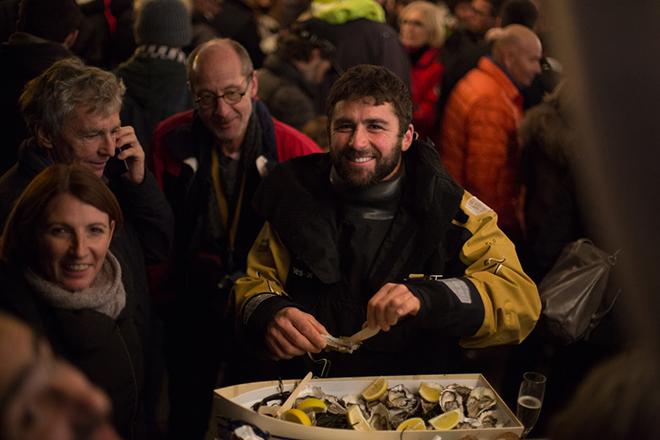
left=255, top=140, right=463, bottom=284
left=165, top=101, right=279, bottom=169
left=414, top=47, right=442, bottom=69
left=16, top=138, right=53, bottom=178
left=477, top=56, right=522, bottom=103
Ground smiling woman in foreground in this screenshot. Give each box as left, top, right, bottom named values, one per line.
left=0, top=164, right=146, bottom=439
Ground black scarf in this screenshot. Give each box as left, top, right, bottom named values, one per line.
left=203, top=100, right=278, bottom=266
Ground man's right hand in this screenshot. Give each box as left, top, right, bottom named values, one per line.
left=265, top=307, right=328, bottom=360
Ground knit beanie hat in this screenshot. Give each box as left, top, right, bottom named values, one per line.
left=135, top=0, right=193, bottom=48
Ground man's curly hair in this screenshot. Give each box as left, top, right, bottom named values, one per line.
left=326, top=65, right=412, bottom=136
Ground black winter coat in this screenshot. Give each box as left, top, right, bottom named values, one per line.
left=0, top=141, right=174, bottom=438
left=0, top=259, right=145, bottom=439
left=115, top=53, right=192, bottom=153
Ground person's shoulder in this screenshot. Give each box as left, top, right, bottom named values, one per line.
left=267, top=151, right=328, bottom=185
left=152, top=110, right=196, bottom=155
left=451, top=62, right=504, bottom=104
left=253, top=152, right=330, bottom=216
left=273, top=118, right=321, bottom=160
left=407, top=140, right=462, bottom=190
left=154, top=110, right=194, bottom=137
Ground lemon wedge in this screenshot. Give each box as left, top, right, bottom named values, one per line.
left=360, top=377, right=388, bottom=401
left=296, top=397, right=327, bottom=413
left=419, top=382, right=442, bottom=403
left=396, top=417, right=427, bottom=431
left=346, top=405, right=373, bottom=431
left=281, top=408, right=312, bottom=426
left=429, top=409, right=463, bottom=430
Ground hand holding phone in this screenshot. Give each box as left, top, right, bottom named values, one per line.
left=105, top=147, right=129, bottom=178
left=111, top=126, right=145, bottom=184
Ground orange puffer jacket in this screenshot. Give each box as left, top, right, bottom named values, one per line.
left=439, top=56, right=524, bottom=238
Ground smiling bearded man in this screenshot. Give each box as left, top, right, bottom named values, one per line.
left=329, top=96, right=410, bottom=187
left=233, top=64, right=541, bottom=380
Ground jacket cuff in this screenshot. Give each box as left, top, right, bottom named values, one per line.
left=406, top=277, right=484, bottom=337
left=243, top=293, right=298, bottom=346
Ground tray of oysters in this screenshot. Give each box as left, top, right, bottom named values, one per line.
left=213, top=374, right=523, bottom=439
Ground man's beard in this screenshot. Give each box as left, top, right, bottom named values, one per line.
left=330, top=138, right=403, bottom=188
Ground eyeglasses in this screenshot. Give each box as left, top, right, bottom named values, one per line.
left=195, top=75, right=253, bottom=109
left=400, top=18, right=425, bottom=28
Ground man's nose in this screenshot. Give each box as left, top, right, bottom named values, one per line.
left=349, top=125, right=369, bottom=148
left=99, top=133, right=116, bottom=156
left=213, top=97, right=233, bottom=118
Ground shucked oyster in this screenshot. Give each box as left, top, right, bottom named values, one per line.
left=466, top=386, right=496, bottom=418
left=367, top=403, right=391, bottom=430
left=379, top=385, right=420, bottom=427
left=304, top=387, right=346, bottom=414
left=387, top=385, right=418, bottom=408
left=440, top=386, right=464, bottom=413
left=453, top=384, right=473, bottom=401
left=389, top=408, right=416, bottom=429
left=478, top=410, right=498, bottom=428
left=324, top=335, right=361, bottom=353
left=324, top=328, right=380, bottom=354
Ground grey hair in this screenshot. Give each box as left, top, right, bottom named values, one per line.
left=399, top=1, right=449, bottom=48
left=19, top=57, right=125, bottom=140
left=187, top=38, right=254, bottom=93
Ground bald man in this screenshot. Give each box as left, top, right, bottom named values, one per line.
left=440, top=25, right=542, bottom=242
left=149, top=38, right=320, bottom=438
left=0, top=313, right=119, bottom=440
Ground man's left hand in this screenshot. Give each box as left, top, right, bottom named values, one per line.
left=114, top=126, right=145, bottom=184
left=366, top=283, right=421, bottom=331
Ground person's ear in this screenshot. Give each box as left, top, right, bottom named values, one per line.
left=63, top=29, right=79, bottom=49
left=249, top=70, right=258, bottom=98
left=401, top=123, right=414, bottom=151
left=37, top=127, right=54, bottom=149
left=109, top=220, right=115, bottom=238
left=502, top=47, right=515, bottom=71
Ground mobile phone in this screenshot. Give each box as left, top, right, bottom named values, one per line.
left=104, top=147, right=129, bottom=177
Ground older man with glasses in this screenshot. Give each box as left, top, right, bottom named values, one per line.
left=150, top=38, right=320, bottom=439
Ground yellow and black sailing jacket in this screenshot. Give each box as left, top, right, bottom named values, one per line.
left=234, top=141, right=540, bottom=376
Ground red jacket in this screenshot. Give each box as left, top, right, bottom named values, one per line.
left=439, top=57, right=524, bottom=238
left=150, top=109, right=319, bottom=187
left=148, top=107, right=320, bottom=302
left=410, top=47, right=444, bottom=140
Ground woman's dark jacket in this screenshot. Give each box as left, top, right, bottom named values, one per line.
left=0, top=258, right=145, bottom=439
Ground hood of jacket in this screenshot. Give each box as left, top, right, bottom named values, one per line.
left=115, top=54, right=190, bottom=109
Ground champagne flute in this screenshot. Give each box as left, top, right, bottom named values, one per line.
left=516, top=371, right=546, bottom=437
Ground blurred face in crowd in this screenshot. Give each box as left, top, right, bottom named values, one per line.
left=506, top=35, right=542, bottom=86
left=467, top=0, right=497, bottom=35
left=453, top=0, right=475, bottom=27
left=40, top=105, right=121, bottom=178
left=399, top=8, right=430, bottom=49
left=191, top=42, right=258, bottom=155
left=36, top=193, right=114, bottom=292
left=300, top=49, right=332, bottom=85
left=329, top=97, right=413, bottom=187
left=0, top=315, right=118, bottom=440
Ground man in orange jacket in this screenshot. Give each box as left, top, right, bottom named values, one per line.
left=440, top=24, right=541, bottom=241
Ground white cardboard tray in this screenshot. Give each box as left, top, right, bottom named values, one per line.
left=212, top=373, right=523, bottom=439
